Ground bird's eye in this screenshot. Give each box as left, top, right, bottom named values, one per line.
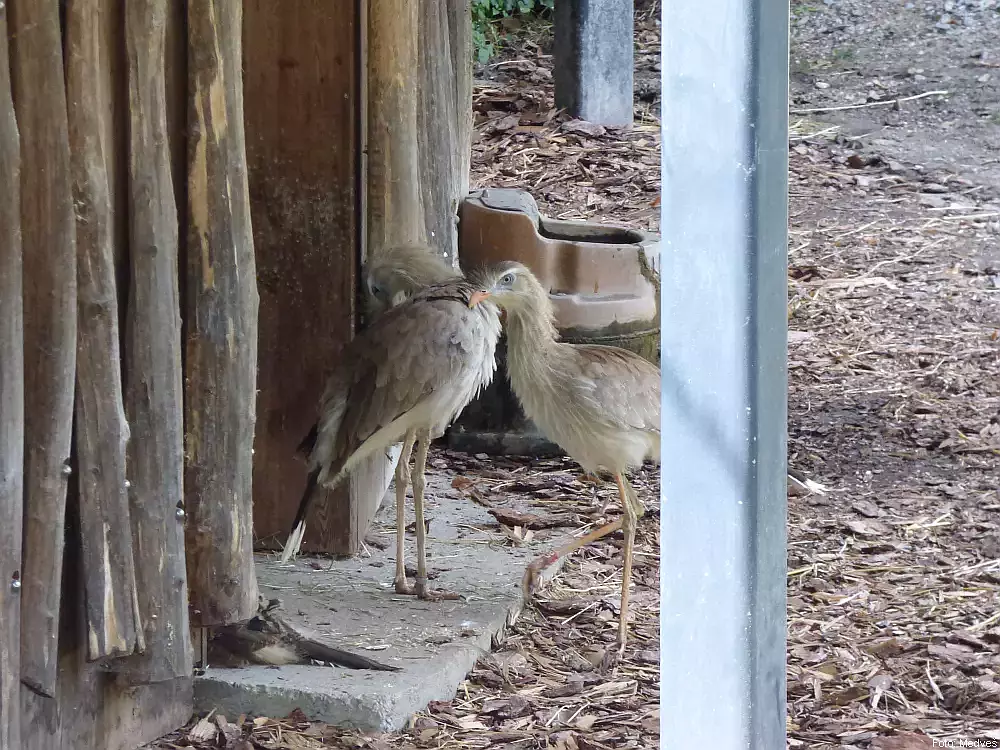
left=370, top=283, right=382, bottom=296
left=500, top=273, right=515, bottom=286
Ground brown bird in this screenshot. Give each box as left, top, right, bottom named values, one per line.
left=280, top=270, right=504, bottom=601
left=362, top=242, right=460, bottom=322
left=208, top=597, right=399, bottom=671
left=360, top=242, right=462, bottom=487
left=358, top=244, right=462, bottom=513
left=482, top=261, right=660, bottom=652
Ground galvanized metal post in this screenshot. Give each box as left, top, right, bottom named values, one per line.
left=658, top=0, right=788, bottom=746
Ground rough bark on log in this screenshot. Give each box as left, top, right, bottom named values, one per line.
left=119, top=0, right=193, bottom=683
left=447, top=0, right=474, bottom=217
left=20, top=507, right=192, bottom=750
left=417, top=0, right=473, bottom=264
left=0, top=8, right=23, bottom=747
left=242, top=1, right=361, bottom=556
left=340, top=0, right=474, bottom=557
left=367, top=0, right=424, bottom=252
left=66, top=0, right=143, bottom=663
left=9, top=0, right=78, bottom=698
left=185, top=0, right=260, bottom=627
left=339, top=0, right=427, bottom=558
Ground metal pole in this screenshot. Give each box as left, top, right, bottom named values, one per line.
left=658, top=0, right=788, bottom=745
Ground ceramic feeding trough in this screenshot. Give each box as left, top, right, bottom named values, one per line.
left=449, top=187, right=660, bottom=456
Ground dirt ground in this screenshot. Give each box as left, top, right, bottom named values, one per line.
left=151, top=1, right=1000, bottom=748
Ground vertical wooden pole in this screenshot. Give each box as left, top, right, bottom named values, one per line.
left=448, top=0, right=473, bottom=234
left=335, top=0, right=475, bottom=557
left=367, top=0, right=424, bottom=252
left=120, top=0, right=193, bottom=682
left=66, top=0, right=143, bottom=663
left=0, top=7, right=22, bottom=746
left=368, top=0, right=472, bottom=261
left=340, top=0, right=425, bottom=557
left=9, top=0, right=78, bottom=698
left=185, top=0, right=260, bottom=627
left=416, top=0, right=473, bottom=263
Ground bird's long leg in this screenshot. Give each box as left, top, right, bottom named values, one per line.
left=616, top=472, right=643, bottom=655
left=393, top=430, right=417, bottom=594
left=412, top=429, right=459, bottom=601
left=521, top=517, right=624, bottom=597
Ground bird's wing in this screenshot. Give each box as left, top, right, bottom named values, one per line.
left=302, top=281, right=476, bottom=469
left=329, top=295, right=491, bottom=472
left=566, top=344, right=660, bottom=435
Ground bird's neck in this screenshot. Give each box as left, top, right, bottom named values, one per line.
left=504, top=292, right=562, bottom=387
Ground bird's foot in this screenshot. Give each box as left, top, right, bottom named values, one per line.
left=616, top=636, right=628, bottom=659
left=594, top=499, right=614, bottom=517
left=615, top=616, right=631, bottom=659
left=521, top=564, right=542, bottom=600
left=414, top=578, right=460, bottom=601
left=522, top=548, right=560, bottom=600
left=393, top=576, right=415, bottom=595
left=595, top=644, right=624, bottom=675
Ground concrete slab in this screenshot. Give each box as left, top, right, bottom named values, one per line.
left=194, top=466, right=576, bottom=732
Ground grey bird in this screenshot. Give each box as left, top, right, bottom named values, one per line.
left=363, top=242, right=460, bottom=322
left=208, top=597, right=400, bottom=671
left=478, top=261, right=660, bottom=652
left=280, top=270, right=504, bottom=601
left=360, top=242, right=462, bottom=480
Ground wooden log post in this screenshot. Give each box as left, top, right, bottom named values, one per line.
left=20, top=536, right=192, bottom=749
left=368, top=0, right=473, bottom=260
left=327, top=0, right=475, bottom=557
left=242, top=1, right=362, bottom=556
left=367, top=0, right=424, bottom=252
left=331, top=0, right=427, bottom=558
left=120, top=0, right=193, bottom=682
left=9, top=0, right=78, bottom=698
left=0, top=8, right=23, bottom=747
left=66, top=0, right=143, bottom=664
left=185, top=0, right=260, bottom=627
left=416, top=0, right=474, bottom=263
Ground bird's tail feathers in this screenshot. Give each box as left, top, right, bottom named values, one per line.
left=296, top=422, right=319, bottom=460
left=279, top=467, right=320, bottom=563
left=252, top=643, right=301, bottom=666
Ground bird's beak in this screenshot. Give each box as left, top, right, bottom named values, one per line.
left=468, top=289, right=491, bottom=308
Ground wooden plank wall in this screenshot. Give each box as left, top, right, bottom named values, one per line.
left=243, top=0, right=362, bottom=554
left=8, top=0, right=196, bottom=743
left=0, top=0, right=261, bottom=745
left=242, top=0, right=475, bottom=556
